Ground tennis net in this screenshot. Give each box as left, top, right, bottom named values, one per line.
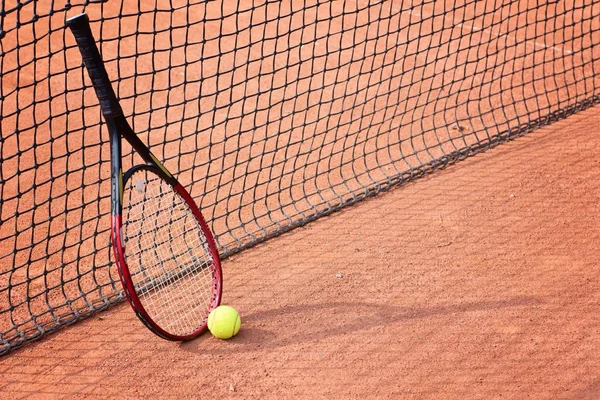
left=1, top=0, right=599, bottom=355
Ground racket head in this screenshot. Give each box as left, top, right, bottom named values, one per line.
left=112, top=165, right=222, bottom=340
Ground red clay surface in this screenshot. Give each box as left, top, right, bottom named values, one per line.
left=2, top=0, right=598, bottom=350
left=0, top=106, right=599, bottom=399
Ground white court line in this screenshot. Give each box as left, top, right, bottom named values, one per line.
left=406, top=9, right=573, bottom=55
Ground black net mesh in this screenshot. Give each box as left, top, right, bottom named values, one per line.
left=1, top=0, right=599, bottom=355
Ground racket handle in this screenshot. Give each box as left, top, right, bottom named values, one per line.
left=67, top=13, right=124, bottom=119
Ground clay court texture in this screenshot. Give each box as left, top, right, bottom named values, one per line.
left=1, top=0, right=600, bottom=398
left=1, top=106, right=600, bottom=399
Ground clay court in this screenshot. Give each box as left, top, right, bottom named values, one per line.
left=1, top=0, right=600, bottom=398
left=1, top=107, right=599, bottom=399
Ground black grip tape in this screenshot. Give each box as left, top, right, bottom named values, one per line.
left=67, top=13, right=123, bottom=118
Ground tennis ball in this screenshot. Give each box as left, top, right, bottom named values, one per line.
left=207, top=305, right=241, bottom=340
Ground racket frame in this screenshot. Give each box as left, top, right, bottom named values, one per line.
left=67, top=13, right=222, bottom=341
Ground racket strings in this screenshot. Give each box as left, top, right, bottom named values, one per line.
left=122, top=170, right=216, bottom=336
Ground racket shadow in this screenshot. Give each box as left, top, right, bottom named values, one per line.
left=179, top=295, right=542, bottom=354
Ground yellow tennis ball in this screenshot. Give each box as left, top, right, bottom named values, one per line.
left=207, top=305, right=241, bottom=340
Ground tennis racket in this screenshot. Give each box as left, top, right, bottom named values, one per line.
left=67, top=13, right=222, bottom=341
